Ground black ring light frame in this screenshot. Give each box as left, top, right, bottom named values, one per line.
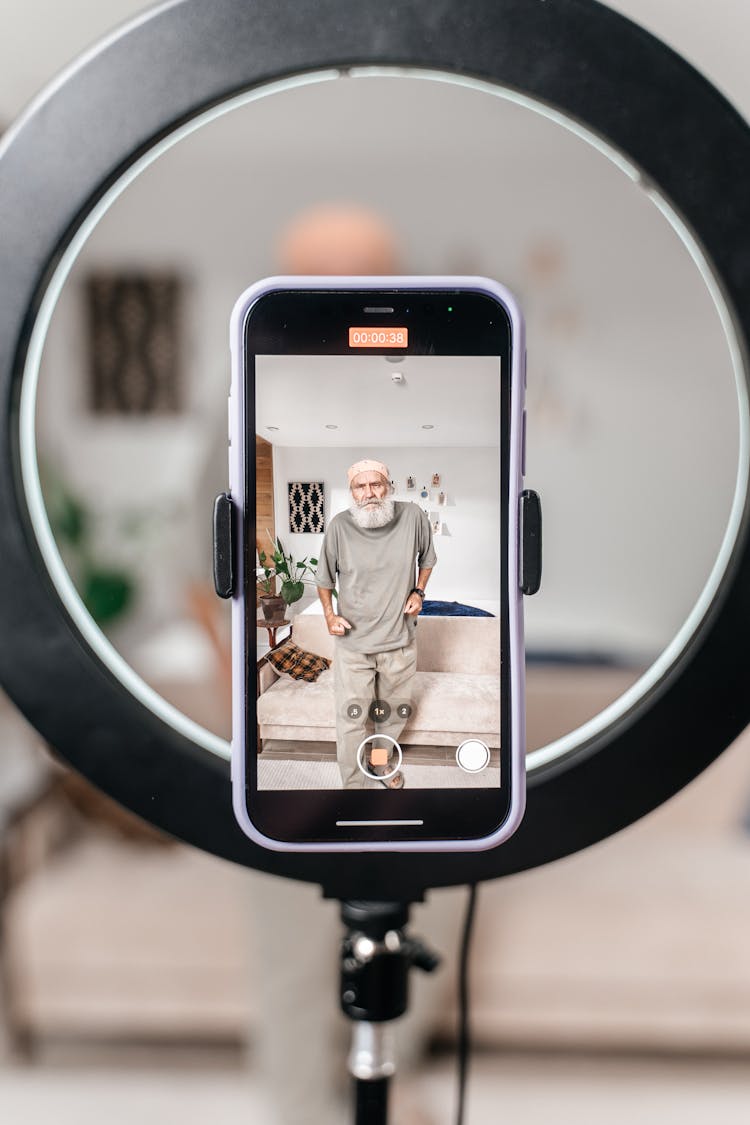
left=1, top=0, right=749, bottom=901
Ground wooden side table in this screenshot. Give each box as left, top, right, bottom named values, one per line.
left=256, top=618, right=290, bottom=649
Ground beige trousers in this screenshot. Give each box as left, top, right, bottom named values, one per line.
left=333, top=641, right=417, bottom=789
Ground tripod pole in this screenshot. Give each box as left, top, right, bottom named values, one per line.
left=340, top=901, right=440, bottom=1125
left=349, top=1022, right=394, bottom=1125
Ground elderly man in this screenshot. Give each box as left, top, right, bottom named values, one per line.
left=315, top=458, right=436, bottom=789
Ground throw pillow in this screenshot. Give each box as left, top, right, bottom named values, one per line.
left=267, top=638, right=330, bottom=683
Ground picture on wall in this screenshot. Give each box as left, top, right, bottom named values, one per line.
left=85, top=271, right=183, bottom=414
left=288, top=481, right=325, bottom=534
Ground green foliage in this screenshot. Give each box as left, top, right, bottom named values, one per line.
left=41, top=463, right=136, bottom=628
left=266, top=532, right=320, bottom=606
left=256, top=548, right=276, bottom=593
left=55, top=493, right=88, bottom=547
left=82, top=568, right=134, bottom=625
left=280, top=579, right=304, bottom=604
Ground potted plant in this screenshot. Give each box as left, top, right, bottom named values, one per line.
left=268, top=535, right=319, bottom=615
left=43, top=464, right=135, bottom=628
left=256, top=550, right=285, bottom=622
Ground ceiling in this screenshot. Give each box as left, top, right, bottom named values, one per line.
left=255, top=354, right=501, bottom=447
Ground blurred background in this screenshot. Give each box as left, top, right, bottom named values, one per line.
left=2, top=1, right=750, bottom=1121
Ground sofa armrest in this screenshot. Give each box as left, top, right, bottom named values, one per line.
left=257, top=656, right=279, bottom=696
left=2, top=775, right=80, bottom=893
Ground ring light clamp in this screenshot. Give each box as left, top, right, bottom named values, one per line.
left=0, top=0, right=749, bottom=900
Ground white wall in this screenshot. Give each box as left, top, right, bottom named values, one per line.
left=20, top=39, right=744, bottom=668
left=271, top=445, right=500, bottom=612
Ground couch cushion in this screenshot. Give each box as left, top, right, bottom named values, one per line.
left=414, top=617, right=500, bottom=675
left=290, top=613, right=500, bottom=675
left=259, top=668, right=336, bottom=729
left=258, top=669, right=499, bottom=745
left=412, top=670, right=500, bottom=739
left=289, top=615, right=335, bottom=661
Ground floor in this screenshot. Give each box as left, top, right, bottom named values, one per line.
left=2, top=1049, right=750, bottom=1124
left=261, top=740, right=501, bottom=767
left=258, top=758, right=498, bottom=788
left=258, top=739, right=500, bottom=788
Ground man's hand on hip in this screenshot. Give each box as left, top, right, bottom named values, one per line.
left=404, top=593, right=423, bottom=617
left=326, top=613, right=352, bottom=636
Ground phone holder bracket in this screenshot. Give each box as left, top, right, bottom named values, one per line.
left=520, top=488, right=542, bottom=595
left=216, top=488, right=542, bottom=600
left=213, top=491, right=235, bottom=599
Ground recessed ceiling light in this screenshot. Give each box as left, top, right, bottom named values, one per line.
left=421, top=424, right=435, bottom=430
left=266, top=425, right=280, bottom=431
left=325, top=424, right=338, bottom=430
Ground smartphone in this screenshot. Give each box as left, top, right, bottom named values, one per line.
left=227, top=276, right=526, bottom=852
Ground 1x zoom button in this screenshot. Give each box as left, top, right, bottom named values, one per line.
left=368, top=700, right=391, bottom=723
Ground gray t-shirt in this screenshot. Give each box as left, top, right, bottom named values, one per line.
left=315, top=502, right=437, bottom=653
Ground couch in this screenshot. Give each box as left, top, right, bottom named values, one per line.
left=5, top=671, right=750, bottom=1055
left=256, top=613, right=500, bottom=749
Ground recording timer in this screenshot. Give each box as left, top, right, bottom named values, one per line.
left=348, top=326, right=408, bottom=348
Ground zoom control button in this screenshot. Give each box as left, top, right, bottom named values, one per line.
left=368, top=700, right=391, bottom=723
left=346, top=703, right=363, bottom=720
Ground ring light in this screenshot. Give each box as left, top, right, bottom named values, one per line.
left=1, top=0, right=749, bottom=899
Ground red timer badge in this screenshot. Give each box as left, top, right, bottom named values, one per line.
left=348, top=326, right=408, bottom=347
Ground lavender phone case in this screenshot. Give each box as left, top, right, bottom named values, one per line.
left=229, top=276, right=526, bottom=852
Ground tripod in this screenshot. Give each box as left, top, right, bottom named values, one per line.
left=339, top=900, right=440, bottom=1125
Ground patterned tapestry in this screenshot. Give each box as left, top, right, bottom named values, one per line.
left=86, top=272, right=182, bottom=414
left=288, top=482, right=325, bottom=533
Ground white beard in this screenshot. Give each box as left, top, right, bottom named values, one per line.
left=349, top=498, right=396, bottom=529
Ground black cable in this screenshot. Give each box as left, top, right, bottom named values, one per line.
left=455, top=882, right=478, bottom=1125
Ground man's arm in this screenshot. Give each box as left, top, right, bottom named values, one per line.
left=318, top=586, right=352, bottom=635
left=315, top=520, right=351, bottom=636
left=405, top=508, right=437, bottom=617
left=404, top=566, right=432, bottom=616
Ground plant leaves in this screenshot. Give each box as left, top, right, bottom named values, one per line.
left=280, top=580, right=304, bottom=605
left=82, top=568, right=134, bottom=625
left=55, top=494, right=88, bottom=547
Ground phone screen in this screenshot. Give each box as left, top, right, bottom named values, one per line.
left=240, top=287, right=518, bottom=846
